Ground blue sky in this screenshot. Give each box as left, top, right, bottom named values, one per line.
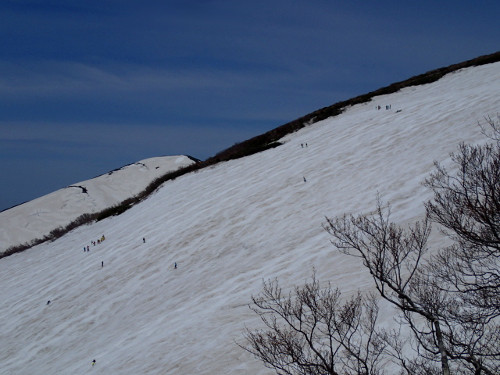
left=1, top=0, right=499, bottom=210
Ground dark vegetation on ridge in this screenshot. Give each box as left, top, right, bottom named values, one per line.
left=2, top=51, right=499, bottom=259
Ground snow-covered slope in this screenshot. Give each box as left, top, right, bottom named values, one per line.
left=0, top=155, right=195, bottom=252
left=0, top=62, right=498, bottom=375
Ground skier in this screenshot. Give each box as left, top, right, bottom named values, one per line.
left=174, top=262, right=177, bottom=269
left=143, top=237, right=146, bottom=243
left=91, top=359, right=96, bottom=366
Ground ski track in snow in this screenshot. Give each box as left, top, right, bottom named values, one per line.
left=0, top=62, right=499, bottom=374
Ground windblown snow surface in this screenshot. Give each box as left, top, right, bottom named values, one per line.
left=0, top=155, right=195, bottom=251
left=0, top=62, right=498, bottom=374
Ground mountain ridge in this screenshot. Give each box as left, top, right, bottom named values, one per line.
left=1, top=51, right=498, bottom=260
left=0, top=155, right=195, bottom=254
left=0, top=58, right=498, bottom=374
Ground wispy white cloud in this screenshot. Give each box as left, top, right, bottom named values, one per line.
left=0, top=61, right=235, bottom=95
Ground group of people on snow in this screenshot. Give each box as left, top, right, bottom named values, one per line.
left=83, top=235, right=106, bottom=252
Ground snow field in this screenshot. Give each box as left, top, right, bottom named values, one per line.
left=0, top=62, right=499, bottom=374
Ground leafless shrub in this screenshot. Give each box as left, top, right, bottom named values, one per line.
left=241, top=274, right=387, bottom=375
